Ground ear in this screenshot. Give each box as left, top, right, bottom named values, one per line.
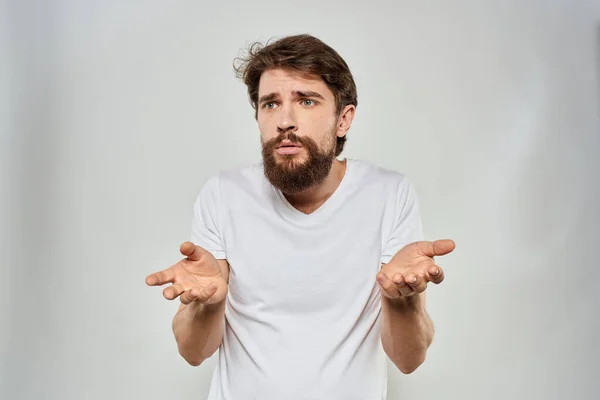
left=335, top=104, right=356, bottom=138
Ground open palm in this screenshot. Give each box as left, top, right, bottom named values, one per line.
left=377, top=239, right=455, bottom=299
left=146, top=241, right=228, bottom=305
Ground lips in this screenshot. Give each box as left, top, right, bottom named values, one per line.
left=276, top=146, right=302, bottom=155
left=276, top=139, right=302, bottom=149
left=275, top=138, right=302, bottom=155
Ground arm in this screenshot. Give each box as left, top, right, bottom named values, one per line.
left=172, top=259, right=230, bottom=366
left=171, top=173, right=228, bottom=365
left=378, top=176, right=453, bottom=373
left=380, top=290, right=434, bottom=374
left=378, top=239, right=453, bottom=373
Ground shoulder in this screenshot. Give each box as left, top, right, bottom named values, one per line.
left=199, top=161, right=263, bottom=188
left=195, top=161, right=267, bottom=203
left=347, top=158, right=420, bottom=216
left=218, top=161, right=265, bottom=186
left=348, top=158, right=413, bottom=192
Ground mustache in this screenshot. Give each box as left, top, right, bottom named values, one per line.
left=265, top=132, right=308, bottom=148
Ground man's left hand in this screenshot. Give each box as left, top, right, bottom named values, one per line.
left=377, top=239, right=456, bottom=299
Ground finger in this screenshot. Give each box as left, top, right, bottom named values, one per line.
left=163, top=282, right=190, bottom=300
left=180, top=241, right=208, bottom=261
left=179, top=286, right=200, bottom=305
left=181, top=284, right=218, bottom=305
left=403, top=273, right=427, bottom=293
left=427, top=265, right=445, bottom=284
left=377, top=272, right=400, bottom=299
left=146, top=267, right=176, bottom=286
left=392, top=273, right=414, bottom=297
left=180, top=287, right=200, bottom=305
left=418, top=239, right=456, bottom=258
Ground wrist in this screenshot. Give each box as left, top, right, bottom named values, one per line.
left=198, top=298, right=226, bottom=315
left=384, top=293, right=422, bottom=312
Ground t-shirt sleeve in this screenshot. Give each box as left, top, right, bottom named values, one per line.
left=380, top=175, right=424, bottom=264
left=190, top=174, right=227, bottom=260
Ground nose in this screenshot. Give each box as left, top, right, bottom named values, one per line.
left=276, top=105, right=298, bottom=133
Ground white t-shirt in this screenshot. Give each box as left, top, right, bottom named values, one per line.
left=190, top=158, right=423, bottom=400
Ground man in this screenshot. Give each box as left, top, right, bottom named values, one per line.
left=146, top=34, right=455, bottom=399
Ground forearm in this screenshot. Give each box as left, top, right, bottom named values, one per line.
left=380, top=294, right=434, bottom=374
left=172, top=300, right=226, bottom=366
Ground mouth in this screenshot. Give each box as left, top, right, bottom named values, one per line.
left=276, top=139, right=302, bottom=149
left=275, top=139, right=303, bottom=155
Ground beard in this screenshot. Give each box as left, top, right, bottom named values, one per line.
left=261, top=129, right=337, bottom=194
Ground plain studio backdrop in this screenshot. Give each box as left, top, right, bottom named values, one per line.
left=1, top=0, right=599, bottom=399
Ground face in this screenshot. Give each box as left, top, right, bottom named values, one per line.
left=257, top=68, right=352, bottom=194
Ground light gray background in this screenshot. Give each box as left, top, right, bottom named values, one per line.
left=2, top=0, right=599, bottom=399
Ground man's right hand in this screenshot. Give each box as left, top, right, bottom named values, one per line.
left=145, top=241, right=228, bottom=305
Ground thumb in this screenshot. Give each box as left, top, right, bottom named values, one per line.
left=180, top=241, right=208, bottom=261
left=420, top=239, right=456, bottom=257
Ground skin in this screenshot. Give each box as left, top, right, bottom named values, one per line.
left=378, top=239, right=455, bottom=373
left=146, top=68, right=456, bottom=372
left=256, top=68, right=355, bottom=212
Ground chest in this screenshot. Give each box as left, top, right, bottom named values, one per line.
left=221, top=205, right=386, bottom=314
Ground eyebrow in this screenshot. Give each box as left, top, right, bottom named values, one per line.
left=258, top=90, right=326, bottom=105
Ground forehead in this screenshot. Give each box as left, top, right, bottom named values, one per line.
left=258, top=69, right=333, bottom=99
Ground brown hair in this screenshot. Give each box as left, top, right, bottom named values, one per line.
left=233, top=34, right=358, bottom=156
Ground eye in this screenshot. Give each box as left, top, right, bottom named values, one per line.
left=301, top=99, right=316, bottom=107
left=263, top=102, right=278, bottom=109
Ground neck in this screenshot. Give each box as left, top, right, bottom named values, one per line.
left=283, top=158, right=347, bottom=214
